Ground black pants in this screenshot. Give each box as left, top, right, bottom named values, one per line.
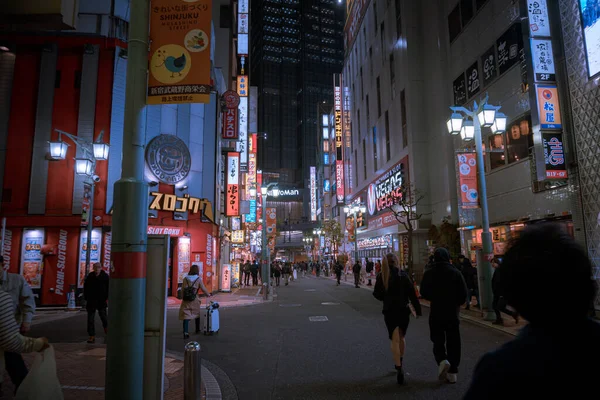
left=429, top=317, right=461, bottom=373
left=251, top=273, right=258, bottom=286
left=336, top=273, right=341, bottom=284
left=4, top=352, right=28, bottom=391
left=87, top=306, right=108, bottom=336
left=493, top=295, right=517, bottom=320
left=244, top=272, right=250, bottom=285
left=354, top=272, right=360, bottom=287
left=275, top=276, right=280, bottom=286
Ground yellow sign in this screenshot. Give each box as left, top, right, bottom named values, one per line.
left=231, top=230, right=245, bottom=244
left=148, top=0, right=212, bottom=104
left=149, top=192, right=214, bottom=222
left=237, top=75, right=248, bottom=97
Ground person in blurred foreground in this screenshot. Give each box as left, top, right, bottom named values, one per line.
left=373, top=253, right=422, bottom=385
left=464, top=224, right=600, bottom=399
left=420, top=248, right=468, bottom=384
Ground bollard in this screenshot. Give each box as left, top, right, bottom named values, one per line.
left=184, top=341, right=202, bottom=400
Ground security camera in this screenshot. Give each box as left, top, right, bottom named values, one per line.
left=92, top=175, right=101, bottom=183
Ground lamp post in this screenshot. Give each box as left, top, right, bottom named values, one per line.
left=261, top=183, right=279, bottom=300
left=446, top=94, right=507, bottom=321
left=303, top=237, right=313, bottom=262
left=49, top=129, right=110, bottom=277
left=312, top=228, right=322, bottom=260
left=344, top=203, right=366, bottom=264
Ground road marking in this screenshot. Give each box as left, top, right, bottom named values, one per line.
left=309, top=316, right=329, bottom=322
left=279, top=303, right=302, bottom=307
left=321, top=302, right=340, bottom=305
left=304, top=289, right=316, bottom=292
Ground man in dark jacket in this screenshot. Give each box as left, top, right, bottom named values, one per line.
left=365, top=258, right=374, bottom=286
left=420, top=248, right=467, bottom=384
left=352, top=260, right=362, bottom=288
left=250, top=260, right=259, bottom=286
left=458, top=255, right=479, bottom=310
left=334, top=261, right=343, bottom=285
left=84, top=262, right=109, bottom=344
left=464, top=224, right=600, bottom=399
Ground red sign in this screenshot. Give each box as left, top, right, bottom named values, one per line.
left=226, top=152, right=240, bottom=216
left=222, top=108, right=239, bottom=139
left=457, top=153, right=479, bottom=208
left=336, top=160, right=345, bottom=203
left=223, top=90, right=240, bottom=109
left=147, top=226, right=185, bottom=237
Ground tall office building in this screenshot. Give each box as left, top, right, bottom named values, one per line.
left=251, top=0, right=345, bottom=218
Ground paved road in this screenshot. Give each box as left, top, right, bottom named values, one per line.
left=31, top=276, right=512, bottom=400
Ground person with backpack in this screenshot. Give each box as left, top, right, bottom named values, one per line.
left=366, top=257, right=374, bottom=286
left=179, top=264, right=211, bottom=339
left=373, top=253, right=422, bottom=385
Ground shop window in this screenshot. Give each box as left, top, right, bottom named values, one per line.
left=488, top=131, right=506, bottom=170
left=506, top=116, right=533, bottom=164
left=460, top=0, right=474, bottom=26
left=448, top=5, right=461, bottom=42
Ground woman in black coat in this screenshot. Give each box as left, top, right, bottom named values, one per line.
left=373, top=253, right=422, bottom=385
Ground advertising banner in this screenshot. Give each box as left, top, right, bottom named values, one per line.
left=536, top=85, right=562, bottom=129
left=346, top=216, right=355, bottom=242
left=226, top=152, right=240, bottom=216
left=231, top=230, right=245, bottom=244
left=81, top=183, right=92, bottom=227
left=237, top=75, right=248, bottom=97
left=222, top=108, right=239, bottom=139
left=266, top=208, right=277, bottom=236
left=238, top=97, right=249, bottom=170
left=221, top=264, right=232, bottom=292
left=357, top=234, right=392, bottom=250
left=148, top=0, right=212, bottom=104
left=77, top=228, right=102, bottom=288
left=528, top=0, right=551, bottom=37
left=336, top=161, right=345, bottom=203
left=457, top=153, right=479, bottom=209
left=542, top=133, right=568, bottom=179
left=310, top=166, right=317, bottom=221
left=20, top=229, right=44, bottom=289
left=366, top=161, right=404, bottom=216
left=178, top=237, right=191, bottom=283
left=102, top=231, right=111, bottom=274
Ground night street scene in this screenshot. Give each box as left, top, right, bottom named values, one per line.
left=0, top=0, right=599, bottom=399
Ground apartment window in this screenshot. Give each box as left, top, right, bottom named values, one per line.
left=360, top=68, right=364, bottom=99
left=389, top=52, right=395, bottom=84
left=487, top=115, right=533, bottom=169
left=374, top=0, right=378, bottom=34
left=385, top=111, right=391, bottom=161
left=448, top=5, right=461, bottom=42
left=373, top=126, right=378, bottom=171
left=400, top=89, right=408, bottom=148
left=376, top=77, right=382, bottom=117
left=369, top=47, right=373, bottom=78
left=362, top=139, right=368, bottom=180
left=366, top=95, right=370, bottom=133
left=395, top=0, right=402, bottom=39
left=380, top=22, right=385, bottom=63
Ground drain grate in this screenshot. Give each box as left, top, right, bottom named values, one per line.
left=309, top=316, right=329, bottom=322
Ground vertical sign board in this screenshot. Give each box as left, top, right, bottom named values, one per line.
left=77, top=228, right=102, bottom=288
left=21, top=229, right=44, bottom=289
left=542, top=133, right=567, bottom=179
left=336, top=161, right=345, bottom=203
left=238, top=97, right=249, bottom=171
left=310, top=166, right=317, bottom=221
left=249, top=86, right=258, bottom=133
left=536, top=85, right=562, bottom=129
left=266, top=208, right=277, bottom=236
left=222, top=108, right=239, bottom=139
left=531, top=39, right=556, bottom=82
left=226, top=152, right=240, bottom=216
left=221, top=264, right=231, bottom=292
left=237, top=76, right=248, bottom=97
left=457, top=153, right=479, bottom=208
left=81, top=183, right=92, bottom=226
left=334, top=76, right=344, bottom=203
left=342, top=79, right=353, bottom=193
left=148, top=0, right=212, bottom=104
left=527, top=0, right=551, bottom=37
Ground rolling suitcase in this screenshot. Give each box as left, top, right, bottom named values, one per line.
left=203, top=301, right=220, bottom=335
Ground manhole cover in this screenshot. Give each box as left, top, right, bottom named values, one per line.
left=279, top=304, right=301, bottom=307
left=321, top=302, right=340, bottom=305
left=304, top=289, right=316, bottom=292
left=309, top=316, right=329, bottom=322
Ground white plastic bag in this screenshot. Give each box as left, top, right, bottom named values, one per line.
left=15, top=346, right=64, bottom=400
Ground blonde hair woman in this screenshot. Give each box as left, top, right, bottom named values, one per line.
left=373, top=253, right=422, bottom=385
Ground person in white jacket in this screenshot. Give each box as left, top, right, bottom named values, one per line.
left=0, top=290, right=48, bottom=395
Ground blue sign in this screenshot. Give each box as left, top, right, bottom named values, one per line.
left=324, top=179, right=330, bottom=193
left=246, top=199, right=256, bottom=223
left=324, top=154, right=329, bottom=164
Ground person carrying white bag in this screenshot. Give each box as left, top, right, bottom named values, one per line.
left=0, top=289, right=62, bottom=399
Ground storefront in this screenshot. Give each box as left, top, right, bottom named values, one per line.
left=356, top=234, right=393, bottom=263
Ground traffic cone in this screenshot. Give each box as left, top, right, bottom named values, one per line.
left=67, top=289, right=77, bottom=311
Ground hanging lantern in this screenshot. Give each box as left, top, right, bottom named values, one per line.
left=75, top=158, right=94, bottom=176
left=48, top=140, right=68, bottom=160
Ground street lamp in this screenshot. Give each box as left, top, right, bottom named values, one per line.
left=447, top=94, right=506, bottom=321
left=344, top=202, right=366, bottom=264
left=261, top=182, right=279, bottom=300
left=49, top=129, right=110, bottom=278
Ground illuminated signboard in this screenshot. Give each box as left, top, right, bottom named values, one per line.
left=149, top=192, right=214, bottom=221
left=237, top=75, right=248, bottom=97
left=238, top=97, right=248, bottom=170
left=542, top=133, right=568, bottom=179
left=226, top=152, right=240, bottom=216
left=324, top=179, right=330, bottom=193
left=334, top=85, right=343, bottom=152
left=357, top=234, right=392, bottom=250
left=366, top=162, right=404, bottom=216
left=246, top=199, right=257, bottom=223
left=336, top=160, right=344, bottom=203
left=579, top=0, right=600, bottom=77
left=310, top=166, right=317, bottom=221
left=231, top=230, right=245, bottom=244
left=222, top=108, right=238, bottom=139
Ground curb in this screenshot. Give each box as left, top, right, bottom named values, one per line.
left=166, top=351, right=223, bottom=400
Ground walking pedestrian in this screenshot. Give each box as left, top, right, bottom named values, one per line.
left=420, top=247, right=468, bottom=384
left=373, top=253, right=422, bottom=384
left=0, top=290, right=49, bottom=396
left=83, top=262, right=109, bottom=344
left=334, top=261, right=343, bottom=285
left=243, top=260, right=251, bottom=286
left=251, top=260, right=259, bottom=286
left=353, top=260, right=362, bottom=288
left=0, top=255, right=37, bottom=391
left=464, top=223, right=600, bottom=399
left=273, top=263, right=281, bottom=286
left=458, top=255, right=480, bottom=310
left=282, top=263, right=291, bottom=286
left=366, top=258, right=374, bottom=286
left=491, top=257, right=519, bottom=326
left=179, top=265, right=211, bottom=339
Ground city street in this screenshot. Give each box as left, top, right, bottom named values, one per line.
left=28, top=275, right=513, bottom=400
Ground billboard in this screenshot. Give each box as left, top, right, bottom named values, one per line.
left=536, top=85, right=562, bottom=129
left=336, top=161, right=345, bottom=203
left=222, top=108, right=238, bottom=139
left=542, top=133, right=568, bottom=179
left=457, top=153, right=479, bottom=208
left=310, top=166, right=317, bottom=221
left=579, top=0, right=600, bottom=77
left=366, top=161, right=404, bottom=216
left=226, top=152, right=240, bottom=216
left=238, top=97, right=249, bottom=170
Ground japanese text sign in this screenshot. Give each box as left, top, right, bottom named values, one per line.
left=457, top=153, right=479, bottom=209
left=237, top=75, right=248, bottom=97
left=222, top=108, right=239, bottom=139
left=527, top=0, right=551, bottom=37
left=336, top=161, right=345, bottom=203
left=542, top=133, right=568, bottom=179
left=531, top=39, right=556, bottom=82
left=536, top=85, right=562, bottom=129
left=148, top=0, right=212, bottom=104
left=226, top=152, right=240, bottom=216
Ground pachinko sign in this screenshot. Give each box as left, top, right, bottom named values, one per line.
left=226, top=152, right=240, bottom=216
left=366, top=162, right=404, bottom=216
left=357, top=234, right=392, bottom=250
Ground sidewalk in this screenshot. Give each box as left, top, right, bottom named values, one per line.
left=0, top=343, right=201, bottom=400
left=167, top=286, right=264, bottom=309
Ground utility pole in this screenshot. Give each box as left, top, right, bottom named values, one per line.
left=105, top=0, right=150, bottom=397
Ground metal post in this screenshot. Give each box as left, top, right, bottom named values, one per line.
left=184, top=342, right=202, bottom=400
left=473, top=116, right=496, bottom=321
left=105, top=0, right=150, bottom=397
left=261, top=193, right=269, bottom=300
left=353, top=213, right=358, bottom=263
left=84, top=180, right=95, bottom=276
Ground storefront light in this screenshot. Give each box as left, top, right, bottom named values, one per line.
left=75, top=158, right=94, bottom=176
left=249, top=186, right=257, bottom=197
left=477, top=104, right=497, bottom=128
left=92, top=142, right=110, bottom=160
left=272, top=187, right=280, bottom=197
left=48, top=140, right=68, bottom=160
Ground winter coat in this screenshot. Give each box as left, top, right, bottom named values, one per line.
left=373, top=267, right=422, bottom=316
left=420, top=248, right=468, bottom=320
left=84, top=270, right=109, bottom=310
left=461, top=260, right=478, bottom=289
left=179, top=275, right=210, bottom=320
left=366, top=261, right=374, bottom=273
left=352, top=263, right=362, bottom=274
